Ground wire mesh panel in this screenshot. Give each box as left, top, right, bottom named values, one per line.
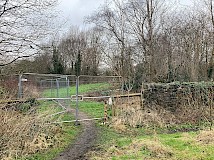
left=72, top=75, right=123, bottom=122
left=18, top=73, right=76, bottom=99
left=40, top=77, right=68, bottom=98
left=12, top=73, right=123, bottom=101
left=16, top=74, right=77, bottom=119
left=78, top=75, right=122, bottom=98
left=2, top=73, right=124, bottom=122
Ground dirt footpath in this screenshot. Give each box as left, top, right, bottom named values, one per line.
left=54, top=107, right=97, bottom=160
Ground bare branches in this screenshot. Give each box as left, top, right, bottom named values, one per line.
left=0, top=53, right=37, bottom=67
left=56, top=27, right=102, bottom=75
left=85, top=0, right=214, bottom=82
left=0, top=0, right=58, bottom=66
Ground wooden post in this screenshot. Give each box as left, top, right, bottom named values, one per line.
left=112, top=103, right=115, bottom=117
left=141, top=82, right=145, bottom=110
left=104, top=102, right=108, bottom=125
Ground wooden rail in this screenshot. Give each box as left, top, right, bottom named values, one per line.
left=83, top=93, right=141, bottom=99
left=112, top=93, right=141, bottom=98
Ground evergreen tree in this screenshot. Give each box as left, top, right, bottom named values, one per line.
left=75, top=53, right=81, bottom=76
left=52, top=45, right=64, bottom=74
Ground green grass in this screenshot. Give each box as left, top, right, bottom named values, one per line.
left=21, top=124, right=80, bottom=160
left=20, top=82, right=214, bottom=160
left=115, top=137, right=132, bottom=148
left=20, top=101, right=80, bottom=160
left=90, top=129, right=214, bottom=160
left=72, top=101, right=105, bottom=118
left=158, top=132, right=214, bottom=160
left=43, top=83, right=110, bottom=98
left=77, top=83, right=110, bottom=94
left=22, top=83, right=110, bottom=160
left=97, top=126, right=126, bottom=146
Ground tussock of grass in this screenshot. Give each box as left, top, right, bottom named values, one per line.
left=112, top=104, right=172, bottom=129
left=110, top=118, right=127, bottom=132
left=89, top=127, right=214, bottom=160
left=89, top=137, right=173, bottom=160
left=196, top=130, right=214, bottom=145
left=132, top=139, right=173, bottom=158
left=0, top=108, right=62, bottom=160
left=0, top=101, right=79, bottom=160
left=23, top=85, right=40, bottom=98
left=179, top=132, right=195, bottom=142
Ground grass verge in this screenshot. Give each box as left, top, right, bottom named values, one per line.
left=75, top=100, right=214, bottom=160
left=87, top=128, right=214, bottom=160
left=18, top=101, right=80, bottom=160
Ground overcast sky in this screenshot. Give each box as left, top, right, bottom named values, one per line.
left=57, top=0, right=105, bottom=30
left=57, top=0, right=193, bottom=31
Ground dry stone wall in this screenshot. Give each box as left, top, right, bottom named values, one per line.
left=141, top=82, right=214, bottom=112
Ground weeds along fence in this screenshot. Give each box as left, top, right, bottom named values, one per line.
left=0, top=74, right=20, bottom=98
left=112, top=82, right=214, bottom=131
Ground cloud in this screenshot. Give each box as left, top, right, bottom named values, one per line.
left=57, top=0, right=192, bottom=31
left=58, top=0, right=105, bottom=27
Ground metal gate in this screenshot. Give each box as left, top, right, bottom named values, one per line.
left=16, top=73, right=122, bottom=124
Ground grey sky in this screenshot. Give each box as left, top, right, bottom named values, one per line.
left=58, top=0, right=105, bottom=29
left=57, top=0, right=192, bottom=31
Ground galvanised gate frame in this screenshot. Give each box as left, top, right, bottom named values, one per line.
left=17, top=73, right=122, bottom=124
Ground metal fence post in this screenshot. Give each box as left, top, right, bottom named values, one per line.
left=18, top=74, right=23, bottom=99
left=66, top=76, right=69, bottom=98
left=66, top=76, right=70, bottom=108
left=56, top=79, right=59, bottom=98
left=51, top=79, right=53, bottom=97
left=75, top=76, right=80, bottom=125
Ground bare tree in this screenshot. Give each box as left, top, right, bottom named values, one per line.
left=201, top=0, right=214, bottom=80
left=57, top=27, right=102, bottom=75
left=81, top=28, right=102, bottom=75
left=86, top=0, right=214, bottom=83
left=127, top=0, right=168, bottom=82
left=58, top=27, right=87, bottom=74
left=0, top=0, right=58, bottom=66
left=87, top=0, right=135, bottom=81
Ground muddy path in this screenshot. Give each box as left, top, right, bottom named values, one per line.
left=54, top=103, right=98, bottom=160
